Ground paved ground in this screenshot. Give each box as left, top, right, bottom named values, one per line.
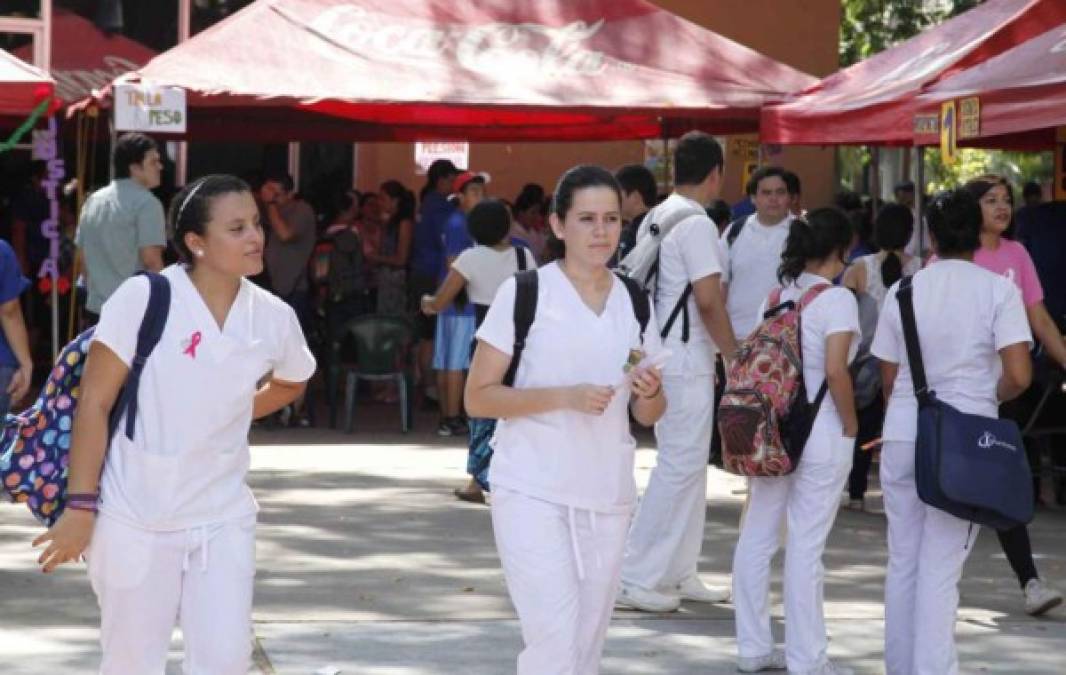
left=2, top=406, right=1064, bottom=674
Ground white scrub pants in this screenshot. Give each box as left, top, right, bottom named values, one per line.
left=87, top=512, right=256, bottom=675
left=622, top=373, right=714, bottom=591
left=491, top=486, right=631, bottom=675
left=881, top=441, right=977, bottom=675
left=732, top=420, right=852, bottom=674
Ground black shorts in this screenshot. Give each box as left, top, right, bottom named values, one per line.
left=408, top=272, right=438, bottom=341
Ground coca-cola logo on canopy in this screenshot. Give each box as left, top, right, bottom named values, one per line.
left=307, top=6, right=616, bottom=79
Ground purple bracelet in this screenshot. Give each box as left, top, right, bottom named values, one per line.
left=66, top=493, right=99, bottom=512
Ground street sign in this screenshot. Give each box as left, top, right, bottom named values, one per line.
left=114, top=83, right=187, bottom=133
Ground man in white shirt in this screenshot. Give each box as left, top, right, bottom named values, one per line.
left=721, top=166, right=796, bottom=340
left=619, top=132, right=738, bottom=612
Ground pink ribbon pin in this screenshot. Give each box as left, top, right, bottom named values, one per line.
left=183, top=331, right=202, bottom=359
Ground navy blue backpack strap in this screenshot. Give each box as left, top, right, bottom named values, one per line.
left=614, top=273, right=651, bottom=344
left=503, top=270, right=538, bottom=387
left=515, top=246, right=529, bottom=271
left=107, top=272, right=171, bottom=440
left=895, top=276, right=932, bottom=406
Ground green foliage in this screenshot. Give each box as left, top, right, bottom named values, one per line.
left=924, top=149, right=1053, bottom=193
left=840, top=0, right=985, bottom=67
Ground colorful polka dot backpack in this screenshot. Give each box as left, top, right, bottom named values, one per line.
left=0, top=273, right=170, bottom=526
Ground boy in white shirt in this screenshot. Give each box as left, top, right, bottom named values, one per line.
left=618, top=132, right=738, bottom=612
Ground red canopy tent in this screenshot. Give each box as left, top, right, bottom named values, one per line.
left=14, top=9, right=156, bottom=105
left=0, top=48, right=55, bottom=122
left=914, top=23, right=1066, bottom=150
left=77, top=0, right=816, bottom=142
left=760, top=0, right=1066, bottom=146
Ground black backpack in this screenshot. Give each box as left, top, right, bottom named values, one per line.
left=326, top=229, right=367, bottom=302
left=503, top=269, right=650, bottom=386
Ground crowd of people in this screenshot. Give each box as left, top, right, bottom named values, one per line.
left=4, top=129, right=1064, bottom=674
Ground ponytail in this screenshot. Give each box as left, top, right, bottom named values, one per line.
left=881, top=251, right=903, bottom=288
left=776, top=207, right=854, bottom=284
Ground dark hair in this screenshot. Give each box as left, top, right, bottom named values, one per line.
left=1022, top=181, right=1041, bottom=199
left=746, top=166, right=788, bottom=197
left=674, top=131, right=724, bottom=186
left=168, top=174, right=252, bottom=264
left=707, top=199, right=732, bottom=230
left=546, top=165, right=622, bottom=261
left=927, top=189, right=981, bottom=257
left=615, top=163, right=657, bottom=209
left=777, top=207, right=853, bottom=284
left=113, top=133, right=158, bottom=179
left=873, top=203, right=914, bottom=288
left=263, top=170, right=295, bottom=193
left=359, top=192, right=379, bottom=210
left=964, top=175, right=1014, bottom=206
left=514, top=183, right=546, bottom=215
left=833, top=190, right=862, bottom=212
left=421, top=159, right=459, bottom=200
left=332, top=191, right=356, bottom=222
left=467, top=198, right=512, bottom=246
left=782, top=170, right=801, bottom=196
left=381, top=180, right=415, bottom=230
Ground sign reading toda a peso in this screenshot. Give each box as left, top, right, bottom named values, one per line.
left=114, top=83, right=187, bottom=134
left=307, top=5, right=617, bottom=80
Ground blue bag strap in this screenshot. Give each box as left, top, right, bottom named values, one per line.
left=107, top=272, right=171, bottom=440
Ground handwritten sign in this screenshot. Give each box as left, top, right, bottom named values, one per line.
left=959, top=97, right=981, bottom=139
left=414, top=142, right=469, bottom=175
left=30, top=118, right=65, bottom=285
left=115, top=83, right=187, bottom=133
left=940, top=101, right=957, bottom=165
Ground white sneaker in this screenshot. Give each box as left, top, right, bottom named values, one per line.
left=616, top=582, right=681, bottom=612
left=810, top=661, right=854, bottom=675
left=677, top=576, right=731, bottom=603
left=737, top=649, right=786, bottom=672
left=1024, top=578, right=1064, bottom=616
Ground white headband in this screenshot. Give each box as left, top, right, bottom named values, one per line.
left=176, top=178, right=209, bottom=224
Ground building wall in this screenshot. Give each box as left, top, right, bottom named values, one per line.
left=355, top=1, right=841, bottom=210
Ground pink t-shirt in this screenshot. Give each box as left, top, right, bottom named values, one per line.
left=930, top=239, right=1044, bottom=307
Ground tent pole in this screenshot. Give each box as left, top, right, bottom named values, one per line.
left=916, top=145, right=926, bottom=259
left=176, top=0, right=190, bottom=187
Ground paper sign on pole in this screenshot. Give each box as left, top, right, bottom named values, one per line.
left=415, top=142, right=469, bottom=175
left=114, top=83, right=187, bottom=134
left=940, top=101, right=957, bottom=165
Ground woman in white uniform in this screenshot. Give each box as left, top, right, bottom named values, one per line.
left=732, top=208, right=860, bottom=675
left=33, top=174, right=317, bottom=674
left=872, top=188, right=1032, bottom=674
left=466, top=165, right=666, bottom=674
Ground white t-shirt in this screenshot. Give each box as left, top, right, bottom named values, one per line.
left=451, top=245, right=536, bottom=306
left=871, top=260, right=1032, bottom=443
left=721, top=214, right=793, bottom=339
left=93, top=265, right=317, bottom=531
left=757, top=273, right=860, bottom=424
left=859, top=252, right=922, bottom=310
left=653, top=193, right=723, bottom=376
left=476, top=263, right=663, bottom=513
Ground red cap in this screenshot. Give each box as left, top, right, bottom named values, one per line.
left=453, top=171, right=487, bottom=194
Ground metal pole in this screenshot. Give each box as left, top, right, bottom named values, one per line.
left=916, top=145, right=927, bottom=259
left=175, top=0, right=191, bottom=186
left=870, top=146, right=882, bottom=214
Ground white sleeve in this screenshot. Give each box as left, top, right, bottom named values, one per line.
left=475, top=276, right=517, bottom=356
left=993, top=280, right=1033, bottom=351
left=871, top=285, right=903, bottom=364
left=822, top=288, right=860, bottom=338
left=451, top=248, right=474, bottom=280
left=91, top=276, right=150, bottom=367
left=718, top=226, right=734, bottom=285
left=679, top=217, right=722, bottom=284
left=272, top=304, right=317, bottom=383
left=642, top=300, right=663, bottom=356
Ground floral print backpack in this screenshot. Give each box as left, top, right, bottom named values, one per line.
left=718, top=284, right=830, bottom=477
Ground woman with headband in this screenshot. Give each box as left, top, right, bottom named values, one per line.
left=33, top=175, right=316, bottom=674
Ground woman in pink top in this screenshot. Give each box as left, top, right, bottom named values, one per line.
left=966, top=175, right=1066, bottom=617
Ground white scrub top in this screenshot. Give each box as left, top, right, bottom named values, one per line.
left=476, top=263, right=663, bottom=514
left=93, top=265, right=317, bottom=531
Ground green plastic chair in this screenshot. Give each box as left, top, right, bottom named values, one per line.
left=329, top=314, right=415, bottom=433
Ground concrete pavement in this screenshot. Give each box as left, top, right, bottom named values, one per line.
left=1, top=411, right=1064, bottom=673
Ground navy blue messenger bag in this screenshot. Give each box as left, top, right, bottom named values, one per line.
left=897, top=276, right=1034, bottom=530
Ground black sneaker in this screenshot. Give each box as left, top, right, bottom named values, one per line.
left=448, top=417, right=469, bottom=435
left=437, top=420, right=454, bottom=437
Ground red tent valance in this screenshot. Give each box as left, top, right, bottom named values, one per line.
left=76, top=0, right=817, bottom=142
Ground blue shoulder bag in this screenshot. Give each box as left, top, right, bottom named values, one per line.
left=897, top=276, right=1033, bottom=530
